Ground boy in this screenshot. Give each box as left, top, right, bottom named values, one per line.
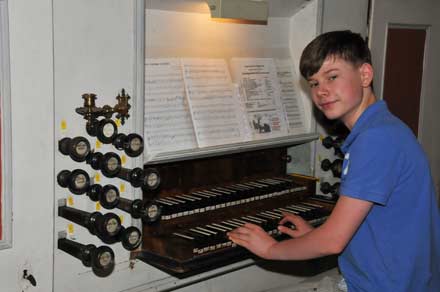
left=228, top=30, right=440, bottom=291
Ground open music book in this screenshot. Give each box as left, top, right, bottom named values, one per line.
left=144, top=57, right=307, bottom=160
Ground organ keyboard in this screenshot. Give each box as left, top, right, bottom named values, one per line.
left=136, top=147, right=335, bottom=276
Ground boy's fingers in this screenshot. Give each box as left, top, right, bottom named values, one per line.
left=279, top=217, right=288, bottom=225
left=278, top=225, right=303, bottom=238
left=285, top=212, right=308, bottom=223
left=229, top=235, right=249, bottom=248
left=229, top=226, right=250, bottom=235
left=278, top=225, right=295, bottom=235
left=280, top=212, right=302, bottom=224
left=244, top=223, right=260, bottom=231
left=228, top=224, right=260, bottom=238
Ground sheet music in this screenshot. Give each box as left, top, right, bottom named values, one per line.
left=182, top=58, right=246, bottom=147
left=144, top=58, right=197, bottom=156
left=230, top=58, right=288, bottom=139
left=274, top=59, right=306, bottom=134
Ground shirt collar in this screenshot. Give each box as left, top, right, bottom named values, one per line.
left=341, top=100, right=388, bottom=153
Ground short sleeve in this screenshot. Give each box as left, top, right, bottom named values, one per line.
left=339, top=128, right=402, bottom=205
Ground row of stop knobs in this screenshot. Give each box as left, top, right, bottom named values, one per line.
left=57, top=168, right=161, bottom=223
left=57, top=125, right=161, bottom=277
left=319, top=136, right=344, bottom=199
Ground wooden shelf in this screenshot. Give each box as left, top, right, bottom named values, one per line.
left=144, top=132, right=319, bottom=165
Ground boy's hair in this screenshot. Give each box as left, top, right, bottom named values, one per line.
left=299, top=30, right=372, bottom=79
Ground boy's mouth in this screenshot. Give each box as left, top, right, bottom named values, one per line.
left=319, top=100, right=337, bottom=110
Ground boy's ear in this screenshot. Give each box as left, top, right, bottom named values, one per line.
left=359, top=63, right=374, bottom=87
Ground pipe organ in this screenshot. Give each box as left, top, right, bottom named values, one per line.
left=49, top=0, right=356, bottom=291
left=0, top=0, right=375, bottom=290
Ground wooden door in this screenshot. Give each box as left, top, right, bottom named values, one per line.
left=383, top=27, right=426, bottom=136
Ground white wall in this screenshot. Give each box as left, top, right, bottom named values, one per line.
left=321, top=0, right=369, bottom=37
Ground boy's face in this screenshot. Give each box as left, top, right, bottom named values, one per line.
left=307, top=56, right=374, bottom=129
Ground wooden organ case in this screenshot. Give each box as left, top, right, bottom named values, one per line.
left=136, top=147, right=335, bottom=276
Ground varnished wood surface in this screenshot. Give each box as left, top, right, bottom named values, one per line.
left=136, top=147, right=335, bottom=275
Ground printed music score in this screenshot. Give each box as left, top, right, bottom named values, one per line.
left=143, top=57, right=308, bottom=161
left=182, top=58, right=246, bottom=148
left=145, top=58, right=197, bottom=156
left=230, top=58, right=288, bottom=139
left=274, top=59, right=306, bottom=134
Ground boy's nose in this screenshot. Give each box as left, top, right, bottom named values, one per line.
left=316, top=85, right=329, bottom=97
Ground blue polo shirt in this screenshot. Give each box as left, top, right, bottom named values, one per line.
left=338, top=100, right=440, bottom=291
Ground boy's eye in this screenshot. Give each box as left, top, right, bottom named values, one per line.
left=309, top=81, right=318, bottom=88
left=329, top=75, right=337, bottom=81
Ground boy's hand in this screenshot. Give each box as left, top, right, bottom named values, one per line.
left=228, top=223, right=277, bottom=259
left=278, top=212, right=314, bottom=238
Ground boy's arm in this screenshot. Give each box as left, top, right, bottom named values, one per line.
left=228, top=195, right=373, bottom=260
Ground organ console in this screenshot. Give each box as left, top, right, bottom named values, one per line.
left=57, top=92, right=336, bottom=279
left=134, top=147, right=336, bottom=276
